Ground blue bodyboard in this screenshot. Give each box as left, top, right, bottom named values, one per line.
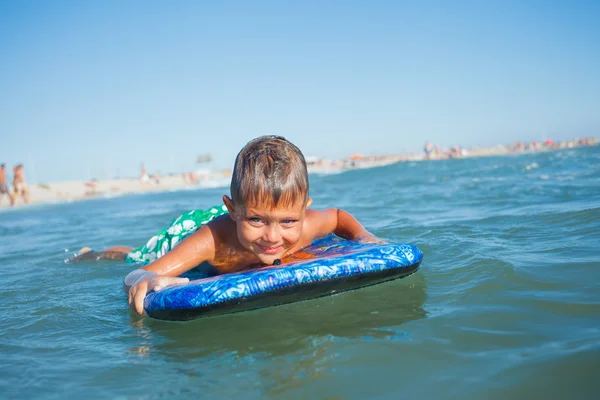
left=144, top=235, right=423, bottom=321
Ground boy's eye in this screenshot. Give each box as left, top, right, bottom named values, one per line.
left=247, top=217, right=269, bottom=226
left=281, top=219, right=297, bottom=225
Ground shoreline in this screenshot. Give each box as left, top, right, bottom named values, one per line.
left=1, top=138, right=597, bottom=210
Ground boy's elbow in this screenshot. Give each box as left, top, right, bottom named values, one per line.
left=332, top=208, right=343, bottom=229
left=335, top=209, right=369, bottom=240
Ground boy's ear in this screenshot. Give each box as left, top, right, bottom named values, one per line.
left=306, top=198, right=313, bottom=208
left=222, top=195, right=237, bottom=220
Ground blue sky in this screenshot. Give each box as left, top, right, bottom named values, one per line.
left=1, top=0, right=599, bottom=183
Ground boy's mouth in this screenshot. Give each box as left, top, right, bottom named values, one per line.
left=256, top=244, right=283, bottom=255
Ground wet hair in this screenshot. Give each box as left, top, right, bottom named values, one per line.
left=230, top=135, right=309, bottom=208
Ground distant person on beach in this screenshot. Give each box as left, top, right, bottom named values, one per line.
left=84, top=180, right=99, bottom=197
left=182, top=171, right=197, bottom=184
left=140, top=163, right=150, bottom=183
left=71, top=135, right=383, bottom=315
left=0, top=163, right=15, bottom=206
left=12, top=164, right=30, bottom=204
left=423, top=141, right=433, bottom=159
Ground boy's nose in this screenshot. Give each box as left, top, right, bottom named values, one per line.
left=264, top=224, right=281, bottom=243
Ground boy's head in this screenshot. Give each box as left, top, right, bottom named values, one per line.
left=223, top=136, right=312, bottom=265
left=229, top=135, right=309, bottom=209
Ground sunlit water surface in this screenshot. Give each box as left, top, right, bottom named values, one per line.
left=1, top=146, right=599, bottom=399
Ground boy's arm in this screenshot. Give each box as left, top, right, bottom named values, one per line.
left=332, top=209, right=371, bottom=240
left=124, top=224, right=216, bottom=315
left=314, top=208, right=384, bottom=242
left=140, top=224, right=216, bottom=276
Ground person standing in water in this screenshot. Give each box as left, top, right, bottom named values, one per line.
left=140, top=163, right=150, bottom=183
left=0, top=163, right=15, bottom=206
left=12, top=164, right=30, bottom=205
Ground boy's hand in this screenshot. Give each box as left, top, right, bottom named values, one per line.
left=128, top=275, right=189, bottom=316
left=357, top=235, right=388, bottom=245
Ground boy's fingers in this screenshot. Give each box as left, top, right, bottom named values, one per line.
left=127, top=276, right=190, bottom=316
left=134, top=290, right=145, bottom=315
left=128, top=280, right=148, bottom=316
left=127, top=286, right=136, bottom=309
left=167, top=276, right=189, bottom=287
left=151, top=277, right=189, bottom=292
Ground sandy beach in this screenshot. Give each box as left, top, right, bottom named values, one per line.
left=0, top=174, right=233, bottom=209
left=1, top=137, right=596, bottom=209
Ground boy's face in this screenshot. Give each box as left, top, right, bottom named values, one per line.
left=224, top=196, right=310, bottom=265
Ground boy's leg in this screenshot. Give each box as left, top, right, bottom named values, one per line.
left=99, top=247, right=133, bottom=260
left=68, top=205, right=228, bottom=264
left=68, top=246, right=133, bottom=263
left=104, top=246, right=135, bottom=253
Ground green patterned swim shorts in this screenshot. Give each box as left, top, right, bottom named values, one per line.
left=126, top=205, right=229, bottom=264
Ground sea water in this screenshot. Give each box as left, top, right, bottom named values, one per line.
left=1, top=146, right=598, bottom=399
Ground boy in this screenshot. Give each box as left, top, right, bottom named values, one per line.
left=76, top=136, right=381, bottom=315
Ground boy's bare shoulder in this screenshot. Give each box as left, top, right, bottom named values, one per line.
left=304, top=208, right=338, bottom=238
left=182, top=214, right=234, bottom=254
left=206, top=213, right=257, bottom=272
left=205, top=214, right=246, bottom=253
left=206, top=213, right=235, bottom=239
left=306, top=207, right=337, bottom=220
